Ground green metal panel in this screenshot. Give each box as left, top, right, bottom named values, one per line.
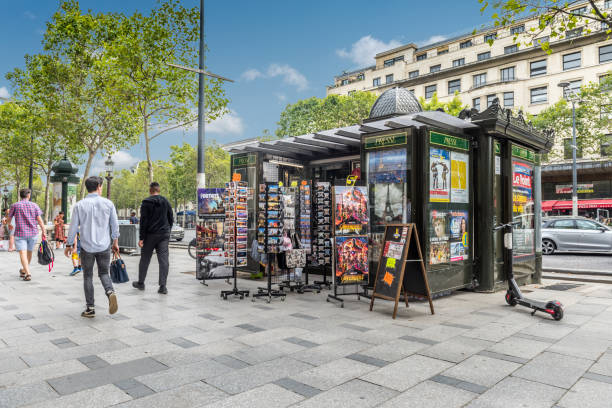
left=364, top=133, right=407, bottom=149
left=430, top=131, right=470, bottom=151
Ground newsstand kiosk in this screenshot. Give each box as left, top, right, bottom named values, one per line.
left=226, top=87, right=553, bottom=296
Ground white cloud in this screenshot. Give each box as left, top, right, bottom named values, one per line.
left=241, top=68, right=263, bottom=81
left=207, top=110, right=245, bottom=136
left=418, top=35, right=448, bottom=47
left=24, top=11, right=36, bottom=20
left=241, top=64, right=308, bottom=91
left=91, top=151, right=139, bottom=175
left=336, top=35, right=402, bottom=67
left=266, top=64, right=308, bottom=91
left=275, top=93, right=287, bottom=102
left=0, top=87, right=10, bottom=100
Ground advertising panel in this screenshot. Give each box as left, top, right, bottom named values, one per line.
left=429, top=148, right=450, bottom=202
left=335, top=236, right=369, bottom=284
left=450, top=151, right=469, bottom=203
left=429, top=209, right=449, bottom=264
left=334, top=186, right=369, bottom=235
left=449, top=210, right=469, bottom=261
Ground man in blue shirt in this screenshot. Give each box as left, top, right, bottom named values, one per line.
left=65, top=176, right=119, bottom=318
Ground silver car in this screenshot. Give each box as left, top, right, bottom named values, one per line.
left=170, top=224, right=185, bottom=241
left=541, top=217, right=612, bottom=255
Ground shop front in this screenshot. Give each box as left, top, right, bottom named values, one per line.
left=224, top=87, right=553, bottom=295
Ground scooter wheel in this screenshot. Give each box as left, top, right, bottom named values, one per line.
left=552, top=306, right=564, bottom=321
left=505, top=290, right=517, bottom=306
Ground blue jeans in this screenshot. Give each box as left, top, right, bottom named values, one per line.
left=81, top=247, right=114, bottom=307
left=14, top=236, right=37, bottom=252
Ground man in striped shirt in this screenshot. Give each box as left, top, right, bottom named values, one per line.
left=7, top=188, right=46, bottom=281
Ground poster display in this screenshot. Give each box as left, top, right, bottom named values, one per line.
left=334, top=186, right=369, bottom=235
left=67, top=184, right=77, bottom=223
left=449, top=210, right=469, bottom=261
left=429, top=209, right=449, bottom=264
left=335, top=236, right=368, bottom=284
left=367, top=148, right=407, bottom=183
left=373, top=184, right=409, bottom=225
left=196, top=188, right=231, bottom=280
left=450, top=151, right=469, bottom=203
left=429, top=148, right=450, bottom=202
left=512, top=161, right=535, bottom=258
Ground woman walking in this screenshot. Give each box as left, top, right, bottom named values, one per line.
left=54, top=211, right=66, bottom=249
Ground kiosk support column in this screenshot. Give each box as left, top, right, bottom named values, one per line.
left=475, top=134, right=495, bottom=291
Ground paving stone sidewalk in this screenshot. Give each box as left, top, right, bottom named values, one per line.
left=1, top=248, right=612, bottom=407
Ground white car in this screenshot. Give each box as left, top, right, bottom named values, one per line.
left=170, top=225, right=184, bottom=241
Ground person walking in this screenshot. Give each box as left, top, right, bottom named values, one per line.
left=65, top=177, right=119, bottom=318
left=7, top=189, right=46, bottom=281
left=132, top=182, right=173, bottom=294
left=129, top=211, right=139, bottom=224
left=54, top=211, right=66, bottom=249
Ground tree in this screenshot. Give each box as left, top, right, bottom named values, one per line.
left=479, top=0, right=611, bottom=52
left=276, top=91, right=378, bottom=138
left=42, top=1, right=140, bottom=198
left=109, top=0, right=229, bottom=183
left=419, top=92, right=468, bottom=116
left=529, top=74, right=612, bottom=161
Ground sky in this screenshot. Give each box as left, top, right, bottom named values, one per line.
left=0, top=0, right=493, bottom=174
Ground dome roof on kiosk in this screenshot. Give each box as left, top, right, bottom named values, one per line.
left=367, top=87, right=423, bottom=121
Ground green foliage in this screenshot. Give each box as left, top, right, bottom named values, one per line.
left=529, top=74, right=612, bottom=161
left=418, top=92, right=468, bottom=116
left=109, top=0, right=229, bottom=183
left=276, top=91, right=377, bottom=138
left=479, top=1, right=611, bottom=53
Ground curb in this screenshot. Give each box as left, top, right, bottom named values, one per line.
left=542, top=268, right=612, bottom=277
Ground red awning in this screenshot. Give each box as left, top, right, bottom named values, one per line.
left=542, top=199, right=612, bottom=211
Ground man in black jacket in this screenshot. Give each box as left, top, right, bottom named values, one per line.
left=133, top=182, right=173, bottom=294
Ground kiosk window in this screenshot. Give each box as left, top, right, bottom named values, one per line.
left=512, top=160, right=535, bottom=258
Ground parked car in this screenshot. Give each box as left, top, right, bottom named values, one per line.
left=541, top=216, right=612, bottom=255
left=170, top=224, right=185, bottom=241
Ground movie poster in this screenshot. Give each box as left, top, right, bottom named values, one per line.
left=198, top=188, right=225, bottom=216
left=335, top=236, right=369, bottom=284
left=429, top=209, right=449, bottom=264
left=449, top=210, right=469, bottom=261
left=450, top=151, right=469, bottom=203
left=334, top=186, right=369, bottom=235
left=430, top=148, right=450, bottom=202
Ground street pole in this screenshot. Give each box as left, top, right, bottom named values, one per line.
left=28, top=135, right=34, bottom=190
left=571, top=100, right=578, bottom=217
left=197, top=0, right=206, bottom=189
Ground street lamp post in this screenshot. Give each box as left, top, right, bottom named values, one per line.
left=105, top=154, right=114, bottom=200
left=557, top=82, right=578, bottom=217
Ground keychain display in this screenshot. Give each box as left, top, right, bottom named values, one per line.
left=312, top=182, right=332, bottom=266
left=299, top=182, right=312, bottom=253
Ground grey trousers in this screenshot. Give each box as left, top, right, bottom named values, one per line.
left=81, top=247, right=114, bottom=307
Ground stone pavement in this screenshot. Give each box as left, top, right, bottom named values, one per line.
left=1, top=248, right=612, bottom=408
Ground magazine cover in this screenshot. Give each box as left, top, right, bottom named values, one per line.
left=334, top=186, right=369, bottom=235
left=198, top=188, right=225, bottom=216
left=335, top=236, right=369, bottom=284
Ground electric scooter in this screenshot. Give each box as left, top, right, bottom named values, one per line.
left=495, top=221, right=564, bottom=321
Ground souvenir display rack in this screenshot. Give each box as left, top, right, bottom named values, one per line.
left=252, top=183, right=286, bottom=302
left=220, top=181, right=250, bottom=300
left=312, top=182, right=332, bottom=289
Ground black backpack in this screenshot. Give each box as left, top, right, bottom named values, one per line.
left=37, top=239, right=55, bottom=272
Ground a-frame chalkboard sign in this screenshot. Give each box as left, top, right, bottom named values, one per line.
left=369, top=224, right=434, bottom=319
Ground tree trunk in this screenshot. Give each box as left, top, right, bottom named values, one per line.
left=143, top=117, right=154, bottom=184
left=80, top=151, right=96, bottom=199
left=182, top=198, right=186, bottom=228
left=43, top=172, right=51, bottom=222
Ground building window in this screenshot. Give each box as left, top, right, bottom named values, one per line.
left=487, top=94, right=497, bottom=107
left=533, top=36, right=549, bottom=48
left=357, top=73, right=364, bottom=81
left=341, top=79, right=349, bottom=86
left=473, top=73, right=486, bottom=88
left=601, top=104, right=612, bottom=120
left=530, top=86, right=547, bottom=104
left=386, top=74, right=394, bottom=84
left=603, top=21, right=611, bottom=31
left=566, top=79, right=582, bottom=97
left=510, top=24, right=525, bottom=35
left=503, top=92, right=514, bottom=107
left=409, top=70, right=419, bottom=79
left=530, top=59, right=547, bottom=77
left=394, top=56, right=404, bottom=63
left=408, top=89, right=415, bottom=94
left=416, top=53, right=427, bottom=61
left=572, top=6, right=588, bottom=14
left=477, top=51, right=491, bottom=61
left=484, top=32, right=497, bottom=42
left=460, top=40, right=473, bottom=49
left=501, top=66, right=515, bottom=82
left=430, top=64, right=441, bottom=73
left=384, top=59, right=395, bottom=67
left=438, top=49, right=449, bottom=56
left=373, top=77, right=381, bottom=87
left=606, top=0, right=611, bottom=8
left=473, top=97, right=481, bottom=110
left=600, top=44, right=612, bottom=63
left=504, top=45, right=519, bottom=54
left=566, top=27, right=583, bottom=38
left=601, top=135, right=612, bottom=157
left=563, top=51, right=581, bottom=70
left=564, top=138, right=583, bottom=159
left=425, top=84, right=437, bottom=99
left=452, top=58, right=465, bottom=67
left=448, top=79, right=461, bottom=94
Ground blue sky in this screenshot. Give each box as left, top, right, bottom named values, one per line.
left=0, top=0, right=492, bottom=173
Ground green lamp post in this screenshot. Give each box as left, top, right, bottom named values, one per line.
left=50, top=155, right=80, bottom=219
